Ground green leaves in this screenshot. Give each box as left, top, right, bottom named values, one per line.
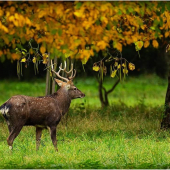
left=58, top=29, right=62, bottom=36
left=135, top=41, right=143, bottom=51
left=75, top=2, right=82, bottom=9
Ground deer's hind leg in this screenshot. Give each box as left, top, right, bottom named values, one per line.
left=7, top=125, right=23, bottom=150
left=36, top=127, right=43, bottom=151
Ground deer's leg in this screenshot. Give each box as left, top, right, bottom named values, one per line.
left=49, top=126, right=58, bottom=151
left=36, top=127, right=43, bottom=151
left=7, top=125, right=23, bottom=150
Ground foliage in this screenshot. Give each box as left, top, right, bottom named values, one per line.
left=93, top=49, right=135, bottom=79
left=0, top=1, right=169, bottom=65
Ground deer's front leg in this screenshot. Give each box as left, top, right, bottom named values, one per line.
left=49, top=126, right=58, bottom=151
left=36, top=127, right=43, bottom=151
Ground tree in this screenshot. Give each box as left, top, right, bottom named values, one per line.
left=1, top=2, right=170, bottom=113
left=0, top=1, right=169, bottom=62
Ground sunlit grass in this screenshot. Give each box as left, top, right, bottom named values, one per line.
left=0, top=74, right=167, bottom=107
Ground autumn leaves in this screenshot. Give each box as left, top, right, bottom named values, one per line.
left=0, top=1, right=169, bottom=72
left=93, top=51, right=135, bottom=79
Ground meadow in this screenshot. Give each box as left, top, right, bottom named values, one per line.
left=0, top=74, right=170, bottom=169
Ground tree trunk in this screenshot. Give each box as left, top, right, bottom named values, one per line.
left=160, top=43, right=170, bottom=129
left=98, top=77, right=120, bottom=107
left=45, top=58, right=51, bottom=95
left=52, top=57, right=57, bottom=94
left=161, top=71, right=170, bottom=129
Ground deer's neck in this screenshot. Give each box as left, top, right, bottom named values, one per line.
left=54, top=88, right=71, bottom=115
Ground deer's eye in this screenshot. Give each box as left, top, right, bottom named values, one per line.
left=73, top=87, right=77, bottom=91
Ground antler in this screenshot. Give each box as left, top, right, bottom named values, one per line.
left=51, top=60, right=76, bottom=82
left=51, top=60, right=69, bottom=82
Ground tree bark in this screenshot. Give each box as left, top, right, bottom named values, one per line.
left=45, top=58, right=51, bottom=95
left=160, top=44, right=170, bottom=129
left=161, top=71, right=170, bottom=129
left=98, top=77, right=120, bottom=107
left=52, top=57, right=57, bottom=94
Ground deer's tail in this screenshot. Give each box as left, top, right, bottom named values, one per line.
left=0, top=101, right=10, bottom=120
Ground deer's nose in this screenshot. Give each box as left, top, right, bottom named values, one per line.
left=81, top=93, right=85, bottom=98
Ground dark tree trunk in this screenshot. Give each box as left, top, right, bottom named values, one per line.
left=160, top=42, right=170, bottom=129
left=161, top=71, right=170, bottom=129
left=98, top=77, right=120, bottom=107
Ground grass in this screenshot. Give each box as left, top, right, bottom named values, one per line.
left=0, top=74, right=169, bottom=169
left=0, top=74, right=167, bottom=107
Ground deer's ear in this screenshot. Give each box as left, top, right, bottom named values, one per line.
left=55, top=79, right=64, bottom=86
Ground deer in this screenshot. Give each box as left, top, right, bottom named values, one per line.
left=0, top=61, right=85, bottom=151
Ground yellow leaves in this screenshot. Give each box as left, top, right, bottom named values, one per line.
left=32, top=57, right=36, bottom=63
left=144, top=41, right=150, bottom=48
left=132, top=36, right=138, bottom=43
left=123, top=68, right=128, bottom=74
left=95, top=26, right=103, bottom=35
left=0, top=10, right=3, bottom=17
left=128, top=63, right=135, bottom=71
left=0, top=21, right=9, bottom=33
left=11, top=53, right=20, bottom=60
left=74, top=10, right=84, bottom=18
left=165, top=32, right=169, bottom=38
left=93, top=65, right=100, bottom=71
left=38, top=10, right=47, bottom=18
left=42, top=53, right=49, bottom=64
left=100, top=16, right=108, bottom=24
left=10, top=6, right=15, bottom=14
left=111, top=70, right=117, bottom=78
left=114, top=62, right=118, bottom=67
left=0, top=1, right=168, bottom=64
left=135, top=41, right=143, bottom=51
left=2, top=25, right=8, bottom=33
left=29, top=48, right=33, bottom=55
left=100, top=3, right=109, bottom=12
left=21, top=58, right=26, bottom=62
left=82, top=18, right=94, bottom=30
left=79, top=49, right=91, bottom=64
left=152, top=39, right=159, bottom=48
left=25, top=17, right=31, bottom=26
left=55, top=3, right=64, bottom=16
left=97, top=40, right=108, bottom=50
left=9, top=15, right=15, bottom=22
left=14, top=13, right=19, bottom=20
left=2, top=36, right=9, bottom=44
left=113, top=42, right=122, bottom=52
left=40, top=45, right=46, bottom=54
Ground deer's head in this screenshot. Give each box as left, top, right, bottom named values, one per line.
left=51, top=61, right=85, bottom=99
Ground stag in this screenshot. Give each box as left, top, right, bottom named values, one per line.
left=0, top=61, right=85, bottom=151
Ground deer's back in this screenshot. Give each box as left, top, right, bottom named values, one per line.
left=1, top=95, right=62, bottom=127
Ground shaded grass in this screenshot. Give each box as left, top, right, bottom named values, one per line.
left=0, top=74, right=169, bottom=168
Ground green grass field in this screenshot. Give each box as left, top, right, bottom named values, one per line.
left=0, top=74, right=169, bottom=169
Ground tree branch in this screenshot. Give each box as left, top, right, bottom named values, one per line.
left=106, top=78, right=120, bottom=95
